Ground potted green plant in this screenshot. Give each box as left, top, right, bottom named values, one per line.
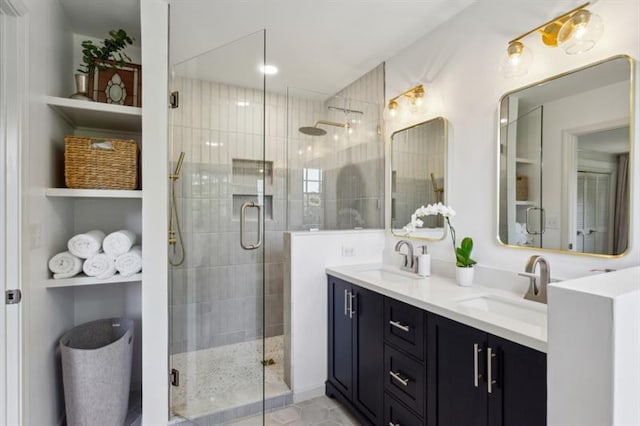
left=71, top=29, right=134, bottom=101
left=454, top=237, right=477, bottom=286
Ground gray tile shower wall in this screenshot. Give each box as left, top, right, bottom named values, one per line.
left=170, top=78, right=288, bottom=353
left=169, top=63, right=385, bottom=354
left=287, top=63, right=385, bottom=231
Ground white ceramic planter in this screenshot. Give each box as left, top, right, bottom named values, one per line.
left=456, top=266, right=474, bottom=287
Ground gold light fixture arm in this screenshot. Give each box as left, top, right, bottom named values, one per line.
left=508, top=2, right=591, bottom=45
left=388, top=84, right=425, bottom=106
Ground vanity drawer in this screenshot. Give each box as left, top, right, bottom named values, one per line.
left=384, top=297, right=426, bottom=361
left=385, top=392, right=423, bottom=426
left=384, top=344, right=426, bottom=417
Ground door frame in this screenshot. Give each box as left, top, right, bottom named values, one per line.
left=0, top=0, right=28, bottom=424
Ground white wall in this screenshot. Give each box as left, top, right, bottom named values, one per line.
left=384, top=0, right=640, bottom=282
left=20, top=0, right=75, bottom=424
left=547, top=267, right=640, bottom=425
left=285, top=230, right=385, bottom=401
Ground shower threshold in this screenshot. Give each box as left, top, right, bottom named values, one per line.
left=171, top=335, right=291, bottom=421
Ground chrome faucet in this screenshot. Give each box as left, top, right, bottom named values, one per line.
left=518, top=255, right=549, bottom=304
left=395, top=240, right=415, bottom=272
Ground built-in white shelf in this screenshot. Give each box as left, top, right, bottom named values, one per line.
left=43, top=273, right=142, bottom=289
left=515, top=200, right=537, bottom=206
left=45, top=188, right=142, bottom=199
left=45, top=96, right=142, bottom=132
left=515, top=157, right=537, bottom=164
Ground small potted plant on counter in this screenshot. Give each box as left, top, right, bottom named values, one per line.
left=454, top=236, right=477, bottom=286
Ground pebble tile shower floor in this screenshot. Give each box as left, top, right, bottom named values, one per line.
left=171, top=336, right=290, bottom=420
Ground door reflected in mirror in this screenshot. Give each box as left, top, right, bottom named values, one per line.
left=390, top=117, right=448, bottom=240
left=498, top=55, right=633, bottom=256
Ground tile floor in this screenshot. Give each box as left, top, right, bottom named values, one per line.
left=225, top=396, right=361, bottom=426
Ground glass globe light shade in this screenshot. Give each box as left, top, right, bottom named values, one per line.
left=558, top=10, right=604, bottom=55
left=500, top=41, right=533, bottom=78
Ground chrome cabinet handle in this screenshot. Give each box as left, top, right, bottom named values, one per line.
left=389, top=423, right=400, bottom=426
left=389, top=320, right=410, bottom=332
left=240, top=202, right=262, bottom=250
left=344, top=289, right=348, bottom=316
left=474, top=343, right=483, bottom=387
left=487, top=347, right=496, bottom=393
left=349, top=293, right=356, bottom=319
left=389, top=370, right=410, bottom=386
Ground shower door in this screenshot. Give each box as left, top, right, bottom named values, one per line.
left=168, top=30, right=280, bottom=423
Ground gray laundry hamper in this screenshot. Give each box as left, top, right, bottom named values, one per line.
left=60, top=318, right=134, bottom=426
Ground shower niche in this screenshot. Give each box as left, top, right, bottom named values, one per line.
left=232, top=158, right=274, bottom=220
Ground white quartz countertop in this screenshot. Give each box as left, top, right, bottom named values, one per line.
left=326, top=263, right=548, bottom=353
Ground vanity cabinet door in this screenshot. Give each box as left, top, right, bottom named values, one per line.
left=427, top=313, right=488, bottom=426
left=487, top=335, right=547, bottom=426
left=352, top=285, right=384, bottom=423
left=328, top=276, right=353, bottom=396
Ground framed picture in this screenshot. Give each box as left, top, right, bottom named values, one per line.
left=88, top=61, right=142, bottom=107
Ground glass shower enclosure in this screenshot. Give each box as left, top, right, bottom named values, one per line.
left=168, top=30, right=288, bottom=423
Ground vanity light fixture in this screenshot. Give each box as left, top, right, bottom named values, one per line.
left=502, top=2, right=604, bottom=78
left=387, top=84, right=425, bottom=117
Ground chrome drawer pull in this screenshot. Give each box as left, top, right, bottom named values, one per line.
left=473, top=343, right=483, bottom=387
left=389, top=320, right=410, bottom=332
left=389, top=370, right=410, bottom=386
left=389, top=423, right=400, bottom=426
left=344, top=289, right=348, bottom=316
left=487, top=347, right=496, bottom=393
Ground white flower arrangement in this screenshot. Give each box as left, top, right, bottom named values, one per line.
left=403, top=203, right=476, bottom=268
left=403, top=202, right=456, bottom=235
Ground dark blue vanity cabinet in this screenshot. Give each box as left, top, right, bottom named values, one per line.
left=327, top=275, right=384, bottom=425
left=427, top=313, right=547, bottom=426
left=327, top=275, right=547, bottom=426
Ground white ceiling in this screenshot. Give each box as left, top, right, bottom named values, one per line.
left=59, top=0, right=475, bottom=96
left=59, top=0, right=142, bottom=43
left=168, top=0, right=475, bottom=95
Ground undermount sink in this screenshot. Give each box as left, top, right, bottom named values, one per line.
left=456, top=295, right=546, bottom=327
left=356, top=267, right=420, bottom=282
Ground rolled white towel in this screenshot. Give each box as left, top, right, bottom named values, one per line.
left=83, top=253, right=116, bottom=279
left=115, top=246, right=142, bottom=277
left=103, top=230, right=137, bottom=257
left=48, top=251, right=83, bottom=279
left=67, top=230, right=105, bottom=259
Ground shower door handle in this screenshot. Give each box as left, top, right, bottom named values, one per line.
left=240, top=202, right=262, bottom=250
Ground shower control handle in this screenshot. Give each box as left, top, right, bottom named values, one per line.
left=240, top=202, right=262, bottom=250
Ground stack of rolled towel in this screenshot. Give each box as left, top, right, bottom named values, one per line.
left=48, top=229, right=142, bottom=280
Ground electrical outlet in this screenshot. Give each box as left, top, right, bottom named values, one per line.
left=30, top=223, right=42, bottom=248
left=341, top=246, right=355, bottom=257
left=546, top=215, right=559, bottom=229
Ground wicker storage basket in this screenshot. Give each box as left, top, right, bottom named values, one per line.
left=516, top=175, right=529, bottom=201
left=65, top=136, right=139, bottom=190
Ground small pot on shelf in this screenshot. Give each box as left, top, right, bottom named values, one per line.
left=455, top=266, right=474, bottom=287
left=69, top=73, right=93, bottom=101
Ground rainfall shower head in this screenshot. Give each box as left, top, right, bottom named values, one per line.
left=298, top=120, right=349, bottom=136
left=299, top=126, right=327, bottom=136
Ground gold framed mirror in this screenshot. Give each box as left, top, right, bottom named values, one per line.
left=390, top=117, right=448, bottom=240
left=497, top=55, right=634, bottom=257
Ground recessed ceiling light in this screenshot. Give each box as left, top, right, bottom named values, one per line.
left=236, top=101, right=250, bottom=107
left=259, top=64, right=278, bottom=75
